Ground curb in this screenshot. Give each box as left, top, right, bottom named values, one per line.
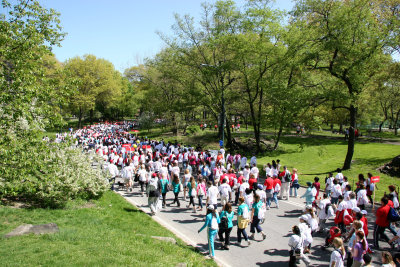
left=115, top=191, right=230, bottom=267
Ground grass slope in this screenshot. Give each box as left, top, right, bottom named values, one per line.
left=0, top=192, right=216, bottom=267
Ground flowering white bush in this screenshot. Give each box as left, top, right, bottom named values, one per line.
left=0, top=135, right=108, bottom=208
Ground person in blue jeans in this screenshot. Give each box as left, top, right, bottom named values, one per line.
left=198, top=205, right=220, bottom=259
left=249, top=194, right=266, bottom=240
left=218, top=203, right=235, bottom=250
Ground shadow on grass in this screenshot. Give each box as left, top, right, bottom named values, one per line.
left=123, top=207, right=143, bottom=213
left=352, top=157, right=395, bottom=167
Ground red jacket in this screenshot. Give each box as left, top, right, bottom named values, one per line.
left=361, top=216, right=369, bottom=237
left=375, top=204, right=390, bottom=227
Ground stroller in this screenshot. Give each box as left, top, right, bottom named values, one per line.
left=321, top=226, right=341, bottom=250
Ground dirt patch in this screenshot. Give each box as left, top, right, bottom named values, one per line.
left=79, top=202, right=97, bottom=209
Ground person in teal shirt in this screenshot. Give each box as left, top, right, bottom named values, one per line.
left=159, top=174, right=169, bottom=208
left=187, top=176, right=197, bottom=213
left=301, top=181, right=315, bottom=206
left=218, top=203, right=235, bottom=250
left=250, top=194, right=267, bottom=240
left=237, top=196, right=251, bottom=246
left=170, top=174, right=181, bottom=207
left=198, top=205, right=220, bottom=259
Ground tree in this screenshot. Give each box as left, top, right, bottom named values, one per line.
left=63, top=55, right=123, bottom=127
left=292, top=0, right=396, bottom=169
left=0, top=0, right=65, bottom=134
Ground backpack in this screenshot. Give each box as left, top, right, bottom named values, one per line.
left=210, top=216, right=219, bottom=230
left=284, top=172, right=291, bottom=183
left=219, top=215, right=228, bottom=230
left=388, top=206, right=400, bottom=222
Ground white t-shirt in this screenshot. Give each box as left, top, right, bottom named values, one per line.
left=326, top=177, right=334, bottom=191
left=239, top=182, right=249, bottom=195
left=207, top=186, right=219, bottom=205
left=330, top=250, right=345, bottom=267
left=335, top=173, right=344, bottom=183
left=331, top=184, right=342, bottom=198
left=219, top=183, right=232, bottom=197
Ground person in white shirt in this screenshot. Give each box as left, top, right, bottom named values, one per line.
left=341, top=177, right=349, bottom=193
left=288, top=225, right=311, bottom=266
left=325, top=173, right=334, bottom=196
left=239, top=179, right=250, bottom=198
left=331, top=179, right=342, bottom=205
left=243, top=165, right=250, bottom=181
left=121, top=159, right=134, bottom=190
left=250, top=163, right=259, bottom=179
left=107, top=160, right=119, bottom=190
left=330, top=238, right=346, bottom=267
left=138, top=164, right=148, bottom=196
left=206, top=181, right=219, bottom=207
left=240, top=156, right=247, bottom=170
left=219, top=178, right=232, bottom=207
left=335, top=168, right=344, bottom=184
left=317, top=194, right=334, bottom=232
left=250, top=155, right=257, bottom=167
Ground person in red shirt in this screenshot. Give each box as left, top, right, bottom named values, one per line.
left=264, top=176, right=274, bottom=209
left=248, top=173, right=257, bottom=190
left=373, top=197, right=391, bottom=248
left=312, top=177, right=321, bottom=200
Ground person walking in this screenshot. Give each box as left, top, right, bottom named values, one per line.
left=288, top=225, right=311, bottom=267
left=330, top=237, right=346, bottom=267
left=197, top=177, right=206, bottom=211
left=198, top=205, right=220, bottom=259
left=280, top=166, right=291, bottom=200
left=301, top=182, right=315, bottom=206
left=159, top=173, right=169, bottom=208
left=373, top=197, right=391, bottom=249
left=290, top=168, right=300, bottom=198
left=170, top=174, right=181, bottom=207
left=218, top=203, right=234, bottom=250
left=249, top=194, right=267, bottom=241
left=147, top=173, right=161, bottom=215
left=237, top=196, right=251, bottom=246
left=187, top=176, right=197, bottom=213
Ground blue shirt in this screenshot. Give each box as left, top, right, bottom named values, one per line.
left=187, top=182, right=197, bottom=197
left=237, top=203, right=249, bottom=216
left=160, top=178, right=169, bottom=194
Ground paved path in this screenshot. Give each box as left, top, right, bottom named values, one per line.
left=115, top=182, right=394, bottom=266
left=115, top=184, right=338, bottom=267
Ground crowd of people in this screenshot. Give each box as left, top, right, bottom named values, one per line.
left=68, top=121, right=400, bottom=266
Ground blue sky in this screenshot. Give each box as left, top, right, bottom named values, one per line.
left=39, top=0, right=295, bottom=72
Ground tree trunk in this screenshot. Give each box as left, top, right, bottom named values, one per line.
left=225, top=116, right=232, bottom=149
left=394, top=109, right=400, bottom=135
left=89, top=109, right=94, bottom=124
left=343, top=105, right=356, bottom=170
left=78, top=107, right=83, bottom=129
left=379, top=119, right=386, bottom=132
left=273, top=124, right=283, bottom=150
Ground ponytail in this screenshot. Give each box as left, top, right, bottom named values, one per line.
left=356, top=231, right=366, bottom=250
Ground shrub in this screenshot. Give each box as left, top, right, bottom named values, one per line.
left=186, top=125, right=201, bottom=136
left=0, top=136, right=108, bottom=208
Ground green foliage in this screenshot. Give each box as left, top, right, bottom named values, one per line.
left=186, top=125, right=201, bottom=136
left=0, top=136, right=108, bottom=208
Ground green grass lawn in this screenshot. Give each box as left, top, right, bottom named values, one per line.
left=0, top=192, right=216, bottom=267
left=254, top=136, right=399, bottom=201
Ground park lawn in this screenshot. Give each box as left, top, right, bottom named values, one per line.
left=256, top=136, right=400, bottom=201
left=0, top=192, right=216, bottom=267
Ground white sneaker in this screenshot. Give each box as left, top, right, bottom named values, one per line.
left=247, top=240, right=251, bottom=246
